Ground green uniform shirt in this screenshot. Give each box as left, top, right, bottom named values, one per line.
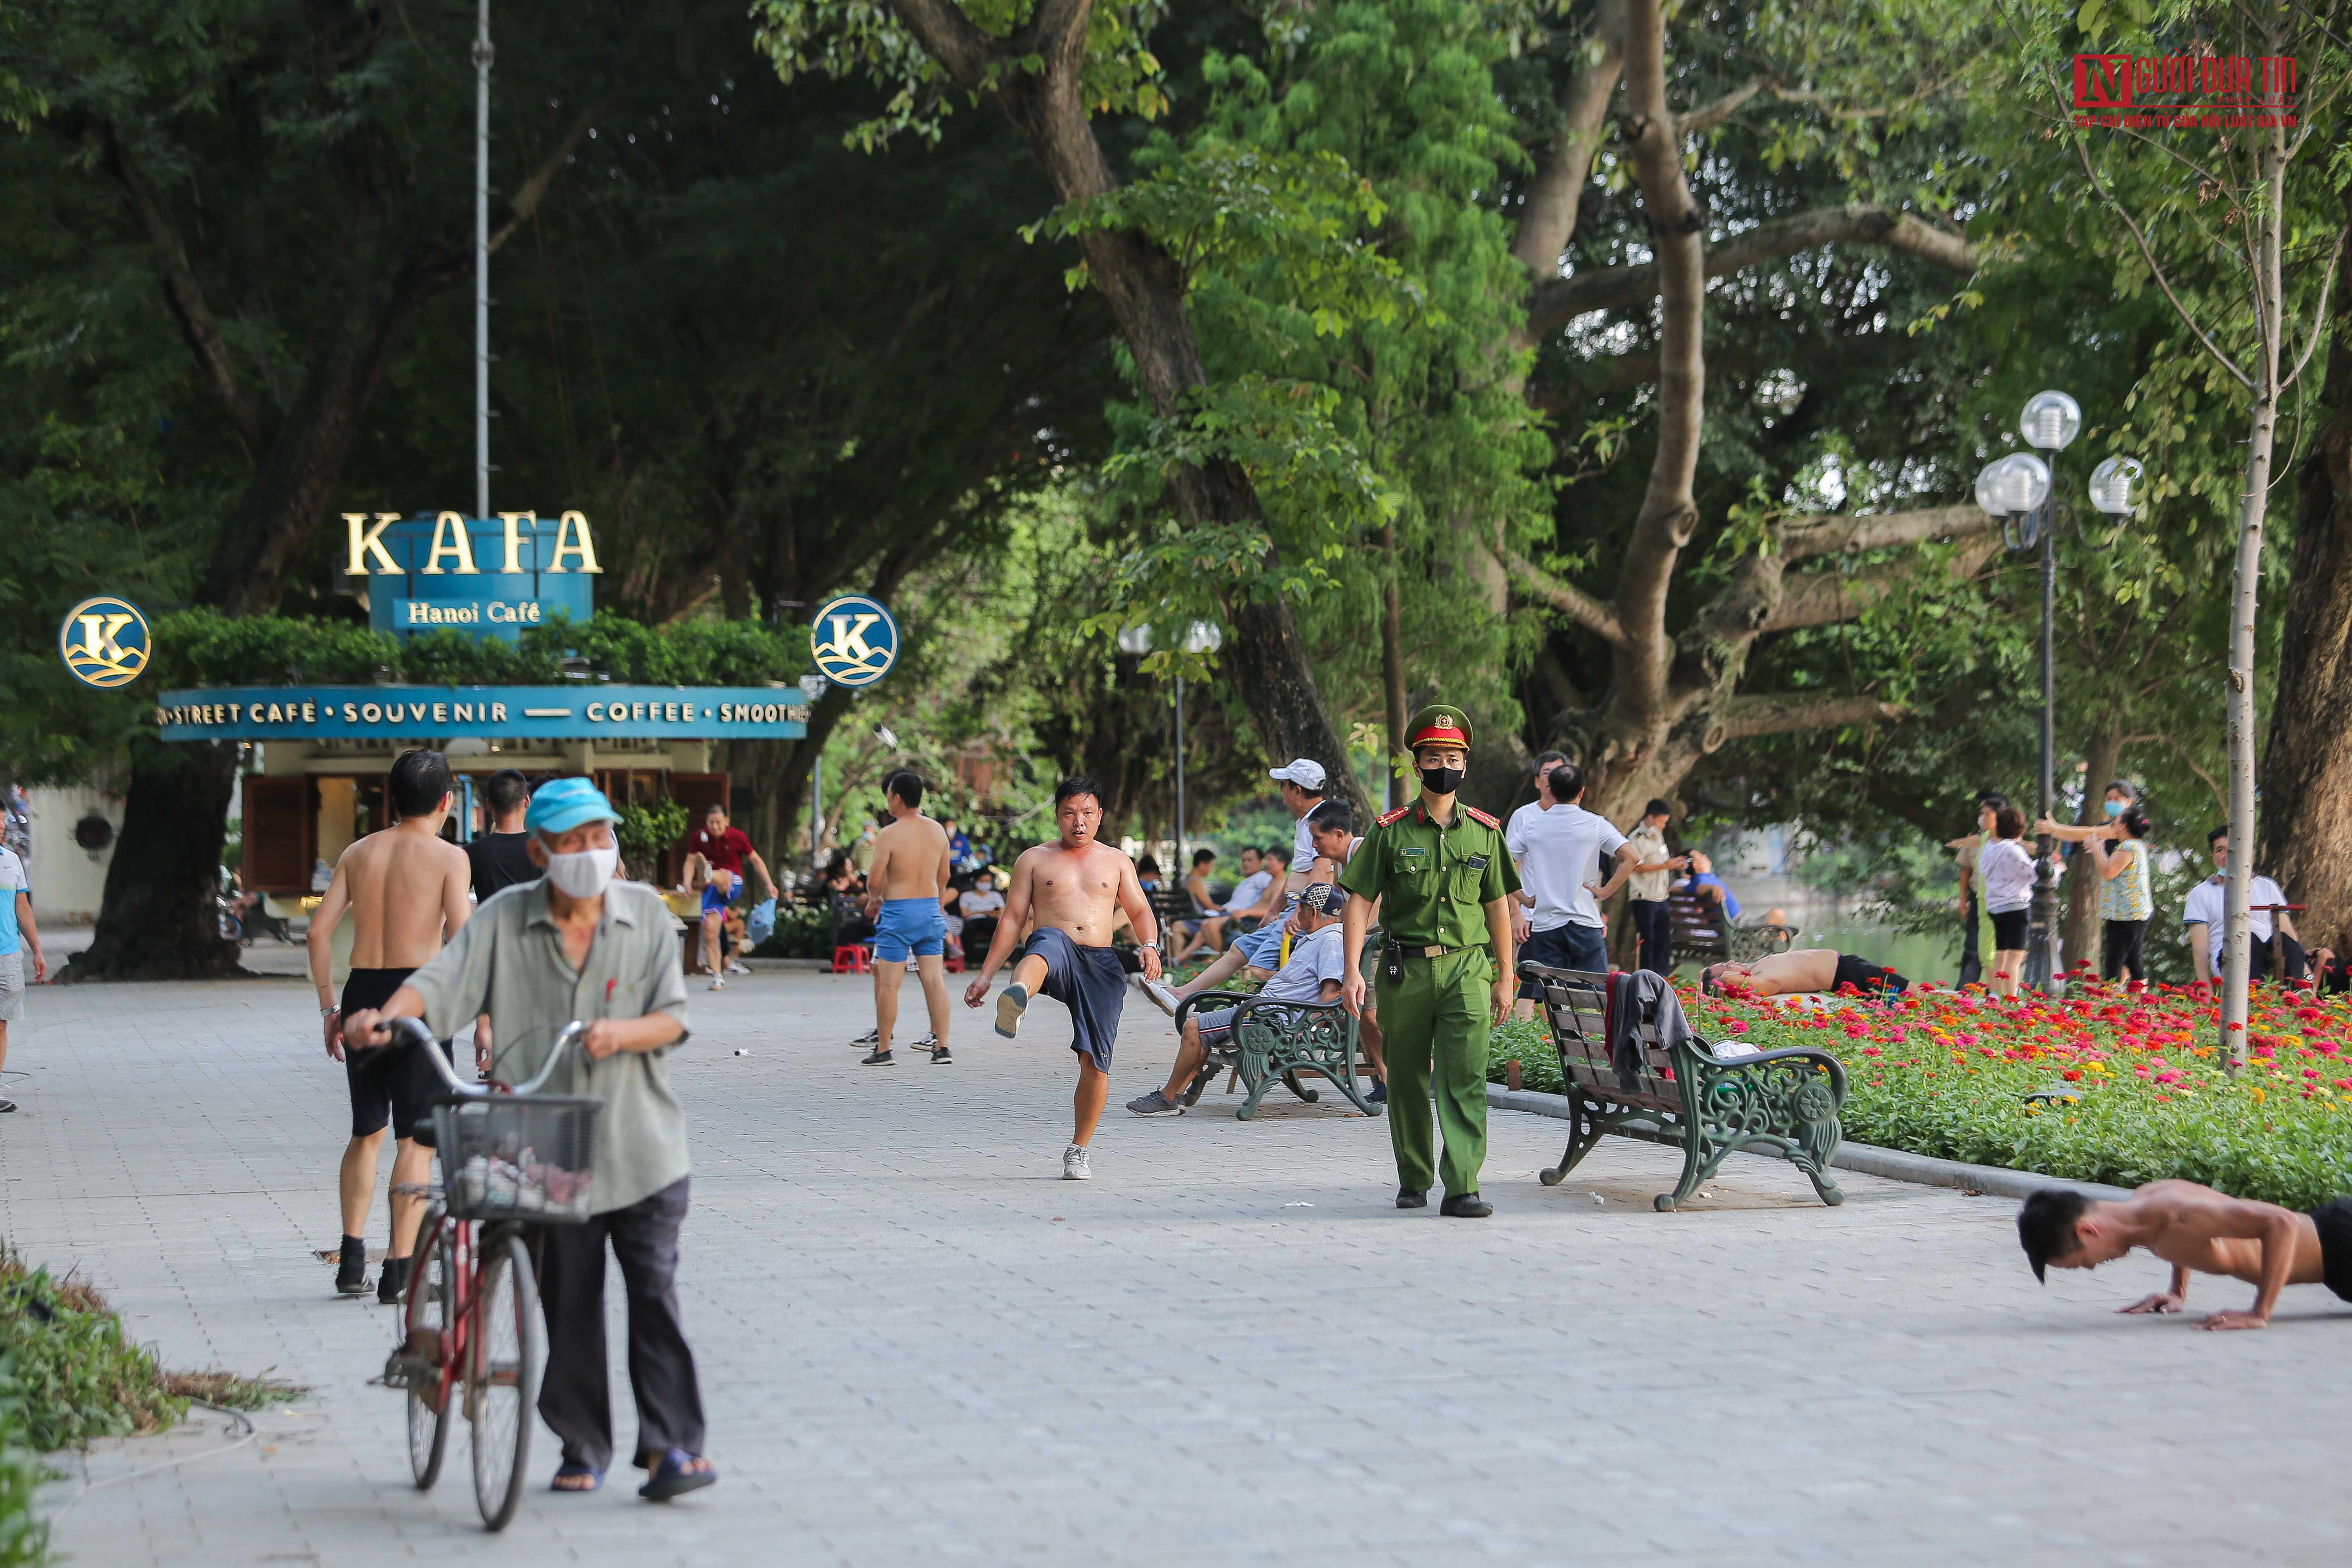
left=1339, top=800, right=1521, bottom=951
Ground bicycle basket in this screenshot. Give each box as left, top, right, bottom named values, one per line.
left=432, top=1095, right=601, bottom=1224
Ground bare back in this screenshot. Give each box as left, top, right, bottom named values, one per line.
left=2127, top=1180, right=2326, bottom=1289
left=332, top=825, right=472, bottom=969
left=869, top=813, right=951, bottom=902
left=1008, top=841, right=1136, bottom=947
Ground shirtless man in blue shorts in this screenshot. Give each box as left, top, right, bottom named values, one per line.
left=963, top=776, right=1160, bottom=1180
left=860, top=771, right=956, bottom=1066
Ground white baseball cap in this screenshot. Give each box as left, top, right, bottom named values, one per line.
left=1268, top=758, right=1327, bottom=791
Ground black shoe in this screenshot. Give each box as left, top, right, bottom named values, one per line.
left=335, top=1236, right=368, bottom=1296
left=850, top=1028, right=880, bottom=1047
left=931, top=1044, right=953, bottom=1064
left=1366, top=1080, right=1387, bottom=1105
left=862, top=1049, right=895, bottom=1066
left=1440, top=1192, right=1493, bottom=1219
left=1395, top=1188, right=1428, bottom=1209
left=376, top=1254, right=411, bottom=1304
left=0, top=1098, right=16, bottom=1113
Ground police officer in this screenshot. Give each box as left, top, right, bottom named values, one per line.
left=1339, top=706, right=1519, bottom=1217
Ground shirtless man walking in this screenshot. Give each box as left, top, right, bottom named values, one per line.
left=860, top=770, right=955, bottom=1066
left=962, top=777, right=1160, bottom=1179
left=2017, top=1180, right=2352, bottom=1330
left=307, top=749, right=472, bottom=1301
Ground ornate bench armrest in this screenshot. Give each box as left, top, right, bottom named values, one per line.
left=1689, top=1041, right=1846, bottom=1100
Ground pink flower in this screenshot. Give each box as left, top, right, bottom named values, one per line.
left=2154, top=1071, right=2183, bottom=1085
left=1861, top=1046, right=1882, bottom=1057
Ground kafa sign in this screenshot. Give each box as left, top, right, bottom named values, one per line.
left=2073, top=52, right=2298, bottom=129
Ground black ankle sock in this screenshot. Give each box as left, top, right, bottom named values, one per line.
left=340, top=1235, right=364, bottom=1257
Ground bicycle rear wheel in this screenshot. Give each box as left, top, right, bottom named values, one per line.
left=403, top=1210, right=454, bottom=1489
left=469, top=1227, right=541, bottom=1531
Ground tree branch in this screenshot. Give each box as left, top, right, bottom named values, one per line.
left=885, top=0, right=1015, bottom=89
left=1526, top=203, right=1976, bottom=339
left=1507, top=0, right=1628, bottom=288
left=489, top=93, right=620, bottom=249
left=89, top=122, right=265, bottom=458
left=1680, top=77, right=1766, bottom=136
left=1761, top=534, right=2004, bottom=632
left=1502, top=548, right=1626, bottom=644
left=1775, top=503, right=1994, bottom=561
left=1718, top=692, right=1905, bottom=739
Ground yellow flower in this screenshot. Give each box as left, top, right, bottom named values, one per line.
left=2251, top=1087, right=2265, bottom=1104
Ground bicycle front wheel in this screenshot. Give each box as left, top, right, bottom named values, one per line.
left=469, top=1227, right=542, bottom=1531
left=403, top=1210, right=453, bottom=1489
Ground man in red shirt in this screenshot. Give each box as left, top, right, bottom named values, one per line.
left=683, top=803, right=774, bottom=987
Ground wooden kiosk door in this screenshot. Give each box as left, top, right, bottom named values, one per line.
left=242, top=776, right=316, bottom=896
left=663, top=773, right=730, bottom=884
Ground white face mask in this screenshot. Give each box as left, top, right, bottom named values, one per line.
left=543, top=842, right=618, bottom=899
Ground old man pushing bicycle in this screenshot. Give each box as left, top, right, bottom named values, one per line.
left=344, top=776, right=715, bottom=1524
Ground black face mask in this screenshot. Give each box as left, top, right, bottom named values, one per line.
left=1419, top=764, right=1466, bottom=797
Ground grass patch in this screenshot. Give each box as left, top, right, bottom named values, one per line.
left=158, top=1370, right=305, bottom=1410
left=1488, top=977, right=2352, bottom=1208
left=0, top=1250, right=185, bottom=1452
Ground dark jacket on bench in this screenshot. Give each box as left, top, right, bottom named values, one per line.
left=1610, top=969, right=1695, bottom=1091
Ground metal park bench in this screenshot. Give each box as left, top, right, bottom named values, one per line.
left=1666, top=889, right=1798, bottom=967
left=1518, top=964, right=1845, bottom=1210
left=1171, top=991, right=1382, bottom=1122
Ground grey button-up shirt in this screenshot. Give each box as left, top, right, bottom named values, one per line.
left=405, top=878, right=691, bottom=1214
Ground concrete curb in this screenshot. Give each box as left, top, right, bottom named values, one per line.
left=1486, top=1085, right=2132, bottom=1202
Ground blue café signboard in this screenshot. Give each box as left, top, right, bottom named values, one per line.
left=155, top=686, right=809, bottom=742
left=345, top=510, right=599, bottom=641
left=59, top=595, right=153, bottom=689
left=808, top=595, right=898, bottom=688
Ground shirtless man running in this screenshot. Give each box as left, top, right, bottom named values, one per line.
left=307, top=749, right=472, bottom=1302
left=2017, top=1180, right=2352, bottom=1330
left=860, top=770, right=956, bottom=1066
left=962, top=776, right=1160, bottom=1180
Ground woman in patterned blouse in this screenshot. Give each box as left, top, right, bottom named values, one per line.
left=2039, top=783, right=2155, bottom=983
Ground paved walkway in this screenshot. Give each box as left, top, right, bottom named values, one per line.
left=8, top=960, right=2350, bottom=1564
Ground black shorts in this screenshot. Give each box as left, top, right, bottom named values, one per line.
left=1989, top=909, right=2030, bottom=951
left=1021, top=927, right=1127, bottom=1071
left=2308, top=1197, right=2352, bottom=1302
left=1831, top=953, right=1908, bottom=998
left=340, top=967, right=454, bottom=1141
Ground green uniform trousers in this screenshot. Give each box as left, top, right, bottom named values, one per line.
left=1378, top=947, right=1492, bottom=1197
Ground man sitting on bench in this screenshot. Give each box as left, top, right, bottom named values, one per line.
left=1701, top=948, right=1907, bottom=999
left=2017, top=1180, right=2352, bottom=1331
left=1125, top=883, right=1350, bottom=1116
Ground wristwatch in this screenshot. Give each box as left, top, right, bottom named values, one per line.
left=321, top=1004, right=339, bottom=1017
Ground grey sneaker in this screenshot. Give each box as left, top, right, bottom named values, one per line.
left=1126, top=1089, right=1183, bottom=1116
left=1062, top=1143, right=1091, bottom=1180
left=850, top=1027, right=880, bottom=1047
left=995, top=984, right=1030, bottom=1040
left=1136, top=978, right=1179, bottom=1019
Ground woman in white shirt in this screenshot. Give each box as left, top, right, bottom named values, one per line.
left=1976, top=803, right=2047, bottom=999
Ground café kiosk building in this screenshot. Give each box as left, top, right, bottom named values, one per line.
left=160, top=512, right=811, bottom=901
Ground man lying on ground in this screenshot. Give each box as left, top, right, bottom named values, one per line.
left=1700, top=948, right=1907, bottom=1000
left=1125, top=883, right=1350, bottom=1117
left=2016, top=1180, right=2352, bottom=1331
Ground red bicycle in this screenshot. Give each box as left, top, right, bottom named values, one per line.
left=376, top=1017, right=600, bottom=1531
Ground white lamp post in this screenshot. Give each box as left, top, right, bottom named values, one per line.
left=1116, top=621, right=1222, bottom=869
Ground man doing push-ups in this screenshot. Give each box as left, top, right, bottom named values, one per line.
left=2017, top=1179, right=2352, bottom=1330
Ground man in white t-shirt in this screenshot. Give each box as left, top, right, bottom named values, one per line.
left=1507, top=759, right=1637, bottom=1014
left=1126, top=883, right=1351, bottom=1115
left=2184, top=825, right=2300, bottom=984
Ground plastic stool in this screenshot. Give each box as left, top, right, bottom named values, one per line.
left=831, top=944, right=873, bottom=974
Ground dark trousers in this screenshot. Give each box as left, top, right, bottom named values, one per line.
left=1958, top=890, right=1983, bottom=988
left=1629, top=900, right=1673, bottom=975
left=535, top=1176, right=706, bottom=1472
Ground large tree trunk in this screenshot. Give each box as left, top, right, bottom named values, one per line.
left=2259, top=181, right=2352, bottom=950
left=59, top=743, right=243, bottom=983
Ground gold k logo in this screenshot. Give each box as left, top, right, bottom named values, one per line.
left=808, top=596, right=899, bottom=687
left=59, top=596, right=152, bottom=688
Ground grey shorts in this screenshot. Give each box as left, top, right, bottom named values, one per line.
left=0, top=951, right=21, bottom=1025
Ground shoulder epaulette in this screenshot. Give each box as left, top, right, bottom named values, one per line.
left=1376, top=805, right=1412, bottom=827
left=1463, top=805, right=1502, bottom=830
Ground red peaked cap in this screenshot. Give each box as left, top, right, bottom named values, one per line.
left=1407, top=704, right=1472, bottom=752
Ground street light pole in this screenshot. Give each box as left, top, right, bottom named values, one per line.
left=1174, top=676, right=1186, bottom=871
left=472, top=0, right=493, bottom=522
left=2027, top=509, right=2060, bottom=993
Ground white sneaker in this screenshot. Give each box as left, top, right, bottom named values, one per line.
left=707, top=977, right=725, bottom=991
left=725, top=961, right=750, bottom=975
left=1136, top=978, right=1180, bottom=1019
left=1062, top=1143, right=1092, bottom=1181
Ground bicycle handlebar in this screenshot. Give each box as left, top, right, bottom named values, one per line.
left=381, top=1015, right=587, bottom=1097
